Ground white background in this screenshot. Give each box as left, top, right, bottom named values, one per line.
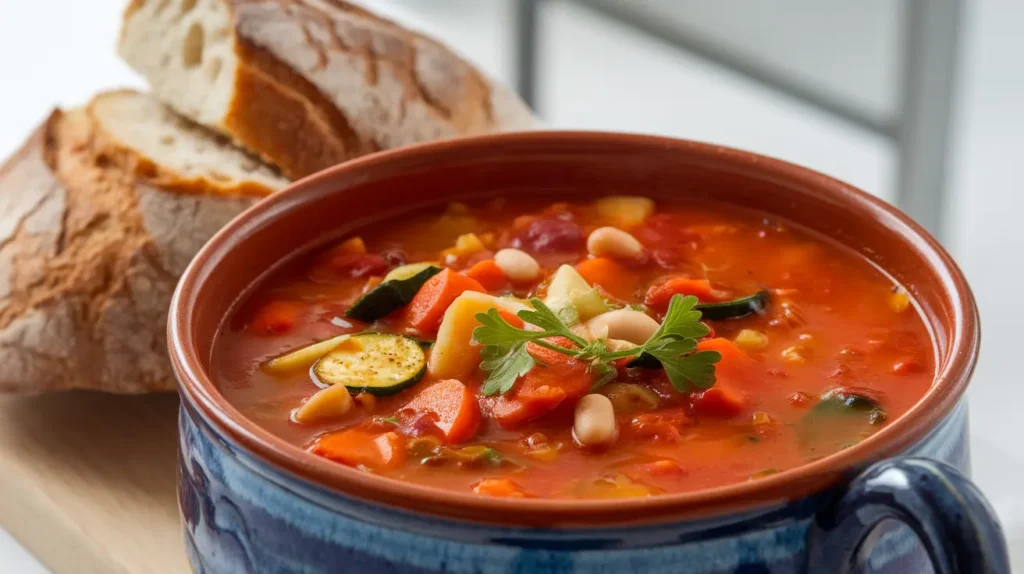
left=0, top=0, right=1021, bottom=571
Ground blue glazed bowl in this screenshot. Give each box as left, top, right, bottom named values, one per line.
left=169, top=132, right=1007, bottom=574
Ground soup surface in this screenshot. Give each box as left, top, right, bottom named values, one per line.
left=213, top=196, right=934, bottom=499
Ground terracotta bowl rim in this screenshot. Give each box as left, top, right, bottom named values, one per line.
left=168, top=131, right=979, bottom=528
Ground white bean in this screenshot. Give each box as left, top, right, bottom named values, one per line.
left=494, top=248, right=541, bottom=283
left=586, top=309, right=660, bottom=344
left=573, top=394, right=618, bottom=448
left=587, top=227, right=645, bottom=261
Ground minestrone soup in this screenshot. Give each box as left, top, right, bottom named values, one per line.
left=212, top=196, right=933, bottom=499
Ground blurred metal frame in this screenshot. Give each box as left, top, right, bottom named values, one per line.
left=513, top=0, right=962, bottom=239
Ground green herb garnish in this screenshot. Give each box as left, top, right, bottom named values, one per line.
left=473, top=294, right=721, bottom=396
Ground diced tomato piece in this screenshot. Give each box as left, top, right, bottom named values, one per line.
left=401, top=269, right=485, bottom=332
left=629, top=408, right=690, bottom=442
left=491, top=385, right=567, bottom=429
left=464, top=259, right=507, bottom=291
left=689, top=386, right=747, bottom=418
left=249, top=301, right=302, bottom=335
left=310, top=430, right=406, bottom=471
left=473, top=478, right=526, bottom=497
left=401, top=379, right=480, bottom=444
left=644, top=277, right=718, bottom=310
left=490, top=338, right=595, bottom=429
left=575, top=258, right=641, bottom=300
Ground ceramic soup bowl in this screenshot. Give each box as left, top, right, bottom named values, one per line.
left=168, top=132, right=1008, bottom=574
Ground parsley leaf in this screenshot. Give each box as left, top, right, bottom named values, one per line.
left=479, top=342, right=536, bottom=396
left=651, top=348, right=721, bottom=391
left=650, top=294, right=711, bottom=341
left=473, top=293, right=719, bottom=396
left=473, top=308, right=541, bottom=347
left=517, top=299, right=589, bottom=347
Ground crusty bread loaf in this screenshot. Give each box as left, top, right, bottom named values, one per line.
left=119, top=0, right=537, bottom=178
left=0, top=90, right=286, bottom=394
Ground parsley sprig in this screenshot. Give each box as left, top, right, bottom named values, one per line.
left=473, top=295, right=721, bottom=396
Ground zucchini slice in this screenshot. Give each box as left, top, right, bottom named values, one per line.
left=345, top=265, right=442, bottom=322
left=312, top=333, right=426, bottom=396
left=695, top=290, right=770, bottom=320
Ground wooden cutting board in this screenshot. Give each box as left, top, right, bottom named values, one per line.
left=0, top=391, right=188, bottom=573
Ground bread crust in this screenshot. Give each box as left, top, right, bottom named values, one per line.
left=120, top=0, right=537, bottom=179
left=0, top=97, right=260, bottom=394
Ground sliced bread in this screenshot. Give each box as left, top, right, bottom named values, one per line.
left=0, top=90, right=285, bottom=394
left=118, top=0, right=538, bottom=179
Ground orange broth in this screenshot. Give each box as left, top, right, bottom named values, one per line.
left=212, top=196, right=934, bottom=499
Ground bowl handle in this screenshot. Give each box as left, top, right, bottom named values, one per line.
left=806, top=456, right=1010, bottom=573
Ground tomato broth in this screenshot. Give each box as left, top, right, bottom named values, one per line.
left=212, top=196, right=933, bottom=499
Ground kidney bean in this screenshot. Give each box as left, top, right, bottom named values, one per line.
left=512, top=218, right=585, bottom=253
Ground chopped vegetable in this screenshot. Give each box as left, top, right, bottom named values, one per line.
left=401, top=379, right=480, bottom=444
left=813, top=387, right=885, bottom=420
left=543, top=264, right=612, bottom=321
left=644, top=278, right=718, bottom=310
left=475, top=295, right=720, bottom=397
left=312, top=333, right=426, bottom=396
left=345, top=265, right=442, bottom=322
left=696, top=337, right=756, bottom=387
left=293, top=383, right=354, bottom=424
left=689, top=386, right=747, bottom=418
left=400, top=268, right=486, bottom=332
left=473, top=477, right=526, bottom=497
left=600, top=383, right=660, bottom=414
left=733, top=329, right=769, bottom=351
left=628, top=409, right=690, bottom=442
left=694, top=290, right=771, bottom=320
left=310, top=430, right=406, bottom=471
left=441, top=233, right=486, bottom=262
left=594, top=196, right=655, bottom=227
left=383, top=262, right=441, bottom=283
left=575, top=257, right=640, bottom=300
left=799, top=387, right=888, bottom=449
left=428, top=291, right=528, bottom=380
left=249, top=301, right=302, bottom=335
left=490, top=339, right=595, bottom=428
left=464, top=259, right=507, bottom=291
left=262, top=334, right=354, bottom=373
left=422, top=445, right=511, bottom=468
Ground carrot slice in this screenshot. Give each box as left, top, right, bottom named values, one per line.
left=310, top=430, right=406, bottom=471
left=464, top=259, right=507, bottom=291
left=575, top=257, right=640, bottom=300
left=697, top=337, right=757, bottom=387
left=249, top=301, right=302, bottom=335
left=491, top=338, right=594, bottom=429
left=402, top=269, right=485, bottom=332
left=402, top=379, right=480, bottom=444
left=644, top=277, right=717, bottom=310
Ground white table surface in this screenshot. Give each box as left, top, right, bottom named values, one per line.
left=0, top=0, right=1021, bottom=571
